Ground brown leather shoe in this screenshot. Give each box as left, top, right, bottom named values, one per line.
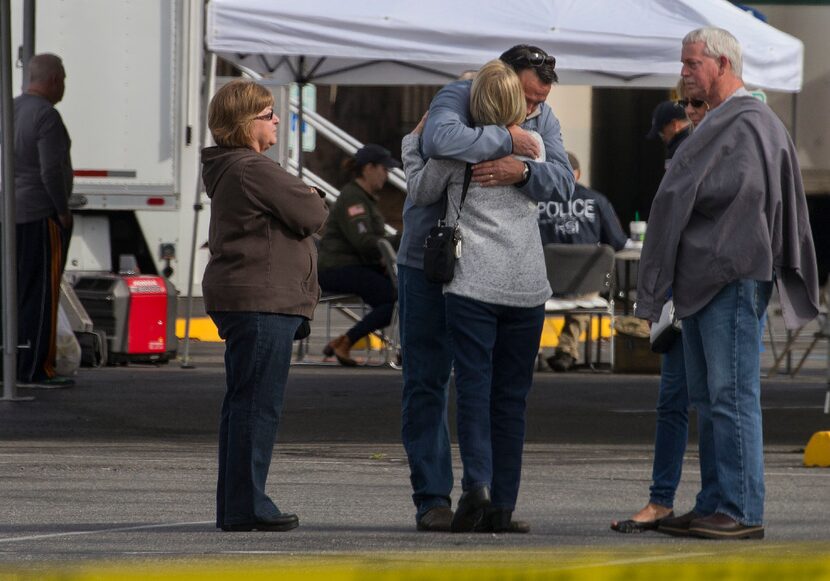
left=323, top=335, right=357, bottom=366
left=688, top=513, right=764, bottom=540
left=322, top=336, right=338, bottom=357
left=332, top=335, right=357, bottom=366
left=656, top=510, right=704, bottom=537
left=416, top=506, right=454, bottom=532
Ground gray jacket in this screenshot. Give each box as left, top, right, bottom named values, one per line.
left=13, top=93, right=73, bottom=224
left=402, top=133, right=550, bottom=307
left=636, top=96, right=819, bottom=330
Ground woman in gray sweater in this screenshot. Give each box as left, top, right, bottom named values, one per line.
left=402, top=60, right=550, bottom=533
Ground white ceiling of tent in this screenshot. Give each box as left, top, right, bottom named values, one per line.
left=206, top=0, right=803, bottom=91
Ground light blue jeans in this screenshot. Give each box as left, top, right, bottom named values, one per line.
left=681, top=279, right=773, bottom=525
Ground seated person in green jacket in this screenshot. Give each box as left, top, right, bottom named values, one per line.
left=317, top=144, right=400, bottom=366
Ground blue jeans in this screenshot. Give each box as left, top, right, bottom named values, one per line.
left=209, top=311, right=302, bottom=528
left=648, top=335, right=688, bottom=508
left=682, top=279, right=773, bottom=525
left=318, top=265, right=395, bottom=344
left=445, top=293, right=544, bottom=511
left=398, top=265, right=454, bottom=520
left=649, top=330, right=719, bottom=514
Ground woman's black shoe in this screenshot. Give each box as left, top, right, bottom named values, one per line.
left=483, top=508, right=530, bottom=533
left=221, top=513, right=299, bottom=532
left=450, top=486, right=491, bottom=532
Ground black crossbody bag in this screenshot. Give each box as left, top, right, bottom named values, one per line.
left=423, top=164, right=473, bottom=284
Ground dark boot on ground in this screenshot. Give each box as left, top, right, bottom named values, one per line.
left=547, top=350, right=575, bottom=372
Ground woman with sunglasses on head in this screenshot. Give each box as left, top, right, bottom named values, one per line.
left=611, top=81, right=709, bottom=535
left=201, top=79, right=328, bottom=532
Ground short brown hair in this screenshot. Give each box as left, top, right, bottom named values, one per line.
left=470, top=60, right=525, bottom=127
left=28, top=53, right=65, bottom=83
left=208, top=79, right=274, bottom=148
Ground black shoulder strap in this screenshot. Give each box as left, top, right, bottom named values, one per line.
left=441, top=163, right=473, bottom=221
left=458, top=163, right=473, bottom=212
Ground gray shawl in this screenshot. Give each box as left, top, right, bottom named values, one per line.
left=636, top=95, right=819, bottom=330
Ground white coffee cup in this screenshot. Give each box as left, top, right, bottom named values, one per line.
left=630, top=221, right=646, bottom=242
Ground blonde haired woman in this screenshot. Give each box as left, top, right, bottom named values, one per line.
left=402, top=60, right=549, bottom=533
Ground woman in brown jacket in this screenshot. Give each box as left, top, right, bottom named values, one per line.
left=201, top=80, right=328, bottom=532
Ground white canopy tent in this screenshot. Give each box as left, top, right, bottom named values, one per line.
left=206, top=0, right=803, bottom=92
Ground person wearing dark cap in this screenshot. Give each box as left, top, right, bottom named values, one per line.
left=317, top=144, right=401, bottom=366
left=611, top=97, right=696, bottom=535
left=646, top=100, right=692, bottom=168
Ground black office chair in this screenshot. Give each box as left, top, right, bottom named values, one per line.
left=542, top=243, right=616, bottom=370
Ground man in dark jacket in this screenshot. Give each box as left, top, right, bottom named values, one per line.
left=539, top=152, right=628, bottom=371
left=14, top=54, right=74, bottom=387
left=646, top=100, right=691, bottom=169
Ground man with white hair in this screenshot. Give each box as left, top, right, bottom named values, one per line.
left=14, top=53, right=74, bottom=387
left=636, top=27, right=819, bottom=539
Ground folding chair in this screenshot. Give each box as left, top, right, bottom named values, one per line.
left=767, top=285, right=829, bottom=379
left=542, top=244, right=616, bottom=370
left=376, top=238, right=401, bottom=369
left=294, top=239, right=400, bottom=368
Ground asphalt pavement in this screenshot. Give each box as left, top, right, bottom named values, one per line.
left=1, top=336, right=829, bottom=577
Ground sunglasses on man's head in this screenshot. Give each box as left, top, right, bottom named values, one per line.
left=518, top=51, right=556, bottom=69
left=678, top=99, right=707, bottom=109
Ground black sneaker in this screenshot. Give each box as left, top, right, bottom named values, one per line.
left=547, top=351, right=575, bottom=372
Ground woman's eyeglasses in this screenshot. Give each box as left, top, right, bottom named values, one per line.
left=518, top=51, right=556, bottom=69
left=678, top=99, right=707, bottom=109
left=253, top=109, right=275, bottom=121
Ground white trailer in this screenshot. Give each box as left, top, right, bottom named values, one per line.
left=10, top=0, right=207, bottom=294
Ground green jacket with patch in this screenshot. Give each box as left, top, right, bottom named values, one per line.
left=318, top=181, right=387, bottom=271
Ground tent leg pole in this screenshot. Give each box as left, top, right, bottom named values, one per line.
left=179, top=51, right=216, bottom=369
left=296, top=56, right=305, bottom=179
left=0, top=0, right=33, bottom=402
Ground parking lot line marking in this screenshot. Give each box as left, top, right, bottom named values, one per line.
left=0, top=521, right=213, bottom=544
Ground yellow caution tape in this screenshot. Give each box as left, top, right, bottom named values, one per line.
left=4, top=545, right=830, bottom=581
